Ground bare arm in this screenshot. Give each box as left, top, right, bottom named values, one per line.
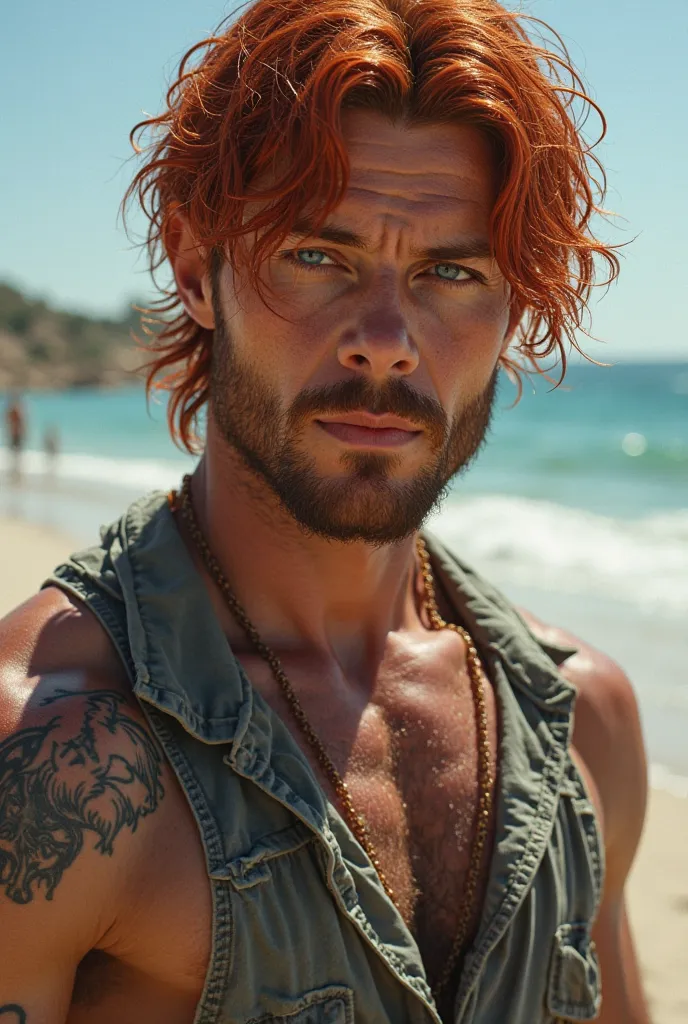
left=566, top=646, right=649, bottom=1023
left=520, top=609, right=651, bottom=1023
left=0, top=595, right=167, bottom=1022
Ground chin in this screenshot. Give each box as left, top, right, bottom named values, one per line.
left=278, top=476, right=445, bottom=546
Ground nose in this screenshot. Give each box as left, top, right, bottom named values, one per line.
left=336, top=302, right=419, bottom=381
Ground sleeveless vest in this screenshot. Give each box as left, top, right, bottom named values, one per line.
left=45, top=491, right=603, bottom=1023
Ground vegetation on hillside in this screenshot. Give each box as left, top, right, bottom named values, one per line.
left=0, top=282, right=150, bottom=389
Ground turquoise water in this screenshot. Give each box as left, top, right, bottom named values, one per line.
left=1, top=362, right=687, bottom=616
left=2, top=360, right=686, bottom=618
left=4, top=361, right=688, bottom=516
left=464, top=361, right=688, bottom=517
left=1, top=361, right=688, bottom=774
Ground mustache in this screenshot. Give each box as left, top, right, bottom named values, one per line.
left=287, top=377, right=448, bottom=439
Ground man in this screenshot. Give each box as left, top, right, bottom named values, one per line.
left=4, top=391, right=26, bottom=482
left=0, top=1, right=649, bottom=1021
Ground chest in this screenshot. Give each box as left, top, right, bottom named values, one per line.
left=238, top=628, right=500, bottom=991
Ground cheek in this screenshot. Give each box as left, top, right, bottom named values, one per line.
left=220, top=286, right=296, bottom=378
left=445, top=280, right=511, bottom=341
left=427, top=288, right=510, bottom=390
left=228, top=265, right=334, bottom=372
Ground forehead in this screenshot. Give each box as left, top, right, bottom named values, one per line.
left=334, top=108, right=497, bottom=226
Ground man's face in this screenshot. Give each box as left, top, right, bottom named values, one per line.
left=210, top=110, right=512, bottom=543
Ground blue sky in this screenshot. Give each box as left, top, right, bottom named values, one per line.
left=1, top=0, right=686, bottom=360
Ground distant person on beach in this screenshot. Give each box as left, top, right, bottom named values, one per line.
left=0, top=2, right=649, bottom=1022
left=43, top=424, right=59, bottom=478
left=4, top=390, right=26, bottom=483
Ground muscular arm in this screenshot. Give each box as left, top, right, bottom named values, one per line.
left=520, top=609, right=651, bottom=1023
left=0, top=592, right=166, bottom=1022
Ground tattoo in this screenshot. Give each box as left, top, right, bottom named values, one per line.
left=0, top=689, right=165, bottom=905
left=0, top=1006, right=27, bottom=1023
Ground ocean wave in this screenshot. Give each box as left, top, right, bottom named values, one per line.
left=0, top=446, right=194, bottom=493
left=428, top=494, right=688, bottom=617
left=2, top=446, right=686, bottom=616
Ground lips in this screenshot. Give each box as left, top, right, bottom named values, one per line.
left=315, top=412, right=422, bottom=448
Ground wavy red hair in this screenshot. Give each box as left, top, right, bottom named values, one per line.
left=125, top=0, right=619, bottom=452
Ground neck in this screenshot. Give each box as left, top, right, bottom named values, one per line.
left=183, top=446, right=426, bottom=679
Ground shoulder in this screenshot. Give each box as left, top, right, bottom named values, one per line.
left=0, top=586, right=167, bottom=917
left=0, top=583, right=127, bottom=686
left=519, top=607, right=647, bottom=886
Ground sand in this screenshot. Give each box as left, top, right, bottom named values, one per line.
left=0, top=514, right=686, bottom=1020
left=628, top=787, right=688, bottom=1022
left=0, top=515, right=76, bottom=615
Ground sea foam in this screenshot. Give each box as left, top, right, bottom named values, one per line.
left=430, top=494, right=688, bottom=617
left=0, top=446, right=193, bottom=493
left=2, top=446, right=687, bottom=617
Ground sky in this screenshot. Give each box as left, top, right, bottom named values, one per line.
left=1, top=0, right=687, bottom=361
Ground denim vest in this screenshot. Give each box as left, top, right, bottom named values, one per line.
left=46, top=492, right=604, bottom=1023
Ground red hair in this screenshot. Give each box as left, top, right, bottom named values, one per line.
left=125, top=0, right=619, bottom=452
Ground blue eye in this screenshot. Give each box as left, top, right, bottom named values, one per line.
left=433, top=263, right=467, bottom=281
left=296, top=249, right=327, bottom=265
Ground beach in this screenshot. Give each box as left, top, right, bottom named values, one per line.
left=1, top=512, right=686, bottom=1021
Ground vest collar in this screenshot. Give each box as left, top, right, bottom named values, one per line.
left=116, top=493, right=575, bottom=754
left=115, top=491, right=334, bottom=834
left=116, top=491, right=251, bottom=742
left=424, top=530, right=577, bottom=709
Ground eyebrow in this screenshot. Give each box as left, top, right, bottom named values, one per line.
left=287, top=217, right=493, bottom=262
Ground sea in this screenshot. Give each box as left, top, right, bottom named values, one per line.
left=1, top=360, right=687, bottom=784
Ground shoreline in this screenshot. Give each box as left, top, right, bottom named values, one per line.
left=0, top=513, right=687, bottom=1019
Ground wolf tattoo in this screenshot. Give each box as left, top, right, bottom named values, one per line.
left=0, top=689, right=165, bottom=904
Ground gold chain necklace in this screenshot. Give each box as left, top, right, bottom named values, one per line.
left=170, top=474, right=493, bottom=999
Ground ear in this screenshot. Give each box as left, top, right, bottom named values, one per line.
left=164, top=208, right=215, bottom=330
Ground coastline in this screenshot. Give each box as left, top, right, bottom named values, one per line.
left=0, top=512, right=687, bottom=1019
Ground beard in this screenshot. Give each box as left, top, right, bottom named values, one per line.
left=209, top=302, right=498, bottom=544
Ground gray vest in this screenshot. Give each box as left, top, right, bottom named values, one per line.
left=46, top=491, right=603, bottom=1023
